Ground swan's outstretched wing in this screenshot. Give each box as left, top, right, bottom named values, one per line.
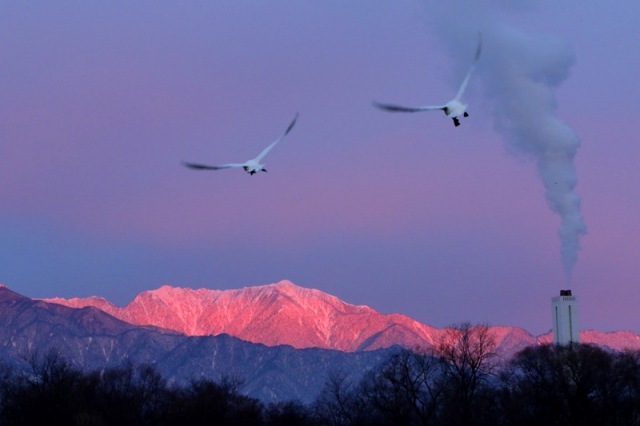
left=454, top=33, right=483, bottom=101
left=255, top=113, right=299, bottom=163
left=373, top=101, right=446, bottom=113
left=182, top=161, right=245, bottom=171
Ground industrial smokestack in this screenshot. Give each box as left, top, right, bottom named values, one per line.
left=551, top=289, right=580, bottom=345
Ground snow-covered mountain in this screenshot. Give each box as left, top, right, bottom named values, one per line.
left=3, top=281, right=640, bottom=403
left=43, top=280, right=640, bottom=354
left=45, top=280, right=440, bottom=351
left=0, top=285, right=390, bottom=403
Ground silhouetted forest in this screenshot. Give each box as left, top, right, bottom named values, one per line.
left=2, top=324, right=640, bottom=425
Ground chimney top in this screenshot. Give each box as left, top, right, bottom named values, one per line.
left=560, top=289, right=572, bottom=296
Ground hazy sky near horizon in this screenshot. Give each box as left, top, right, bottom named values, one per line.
left=1, top=1, right=639, bottom=336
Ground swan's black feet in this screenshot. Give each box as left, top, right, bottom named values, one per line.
left=453, top=117, right=461, bottom=127
left=463, top=112, right=469, bottom=117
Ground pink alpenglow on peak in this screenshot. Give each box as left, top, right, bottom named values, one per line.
left=42, top=281, right=640, bottom=354
left=44, top=295, right=117, bottom=312
left=44, top=280, right=441, bottom=351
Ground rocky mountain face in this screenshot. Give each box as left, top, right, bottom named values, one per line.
left=44, top=280, right=640, bottom=354
left=3, top=281, right=640, bottom=403
left=45, top=281, right=440, bottom=351
left=0, top=285, right=391, bottom=403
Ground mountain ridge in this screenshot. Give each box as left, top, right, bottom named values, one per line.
left=45, top=280, right=440, bottom=351
left=2, top=282, right=640, bottom=402
left=42, top=280, right=640, bottom=354
left=0, top=285, right=392, bottom=402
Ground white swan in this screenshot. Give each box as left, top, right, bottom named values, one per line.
left=374, top=34, right=482, bottom=127
left=183, top=113, right=298, bottom=175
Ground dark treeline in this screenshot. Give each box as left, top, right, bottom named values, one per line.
left=2, top=323, right=640, bottom=425
left=314, top=325, right=640, bottom=426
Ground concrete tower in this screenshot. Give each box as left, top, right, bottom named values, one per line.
left=551, top=289, right=580, bottom=345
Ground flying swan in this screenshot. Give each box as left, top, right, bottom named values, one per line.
left=373, top=34, right=482, bottom=127
left=182, top=113, right=298, bottom=175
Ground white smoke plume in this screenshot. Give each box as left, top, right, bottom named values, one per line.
left=426, top=2, right=587, bottom=280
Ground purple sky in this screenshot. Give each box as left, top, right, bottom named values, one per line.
left=1, top=1, right=639, bottom=336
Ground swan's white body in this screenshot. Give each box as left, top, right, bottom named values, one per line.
left=374, top=34, right=482, bottom=127
left=183, top=113, right=298, bottom=175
